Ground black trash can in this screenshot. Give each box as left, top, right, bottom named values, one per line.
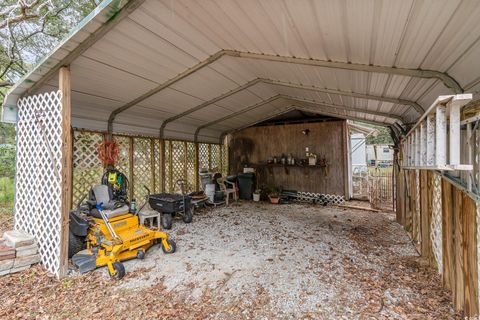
left=226, top=175, right=237, bottom=185
left=237, top=172, right=255, bottom=200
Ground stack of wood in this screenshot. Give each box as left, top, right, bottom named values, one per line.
left=0, top=230, right=40, bottom=276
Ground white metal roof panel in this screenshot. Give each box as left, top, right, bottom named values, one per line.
left=4, top=0, right=480, bottom=142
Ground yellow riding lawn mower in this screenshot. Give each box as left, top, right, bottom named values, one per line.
left=69, top=183, right=176, bottom=279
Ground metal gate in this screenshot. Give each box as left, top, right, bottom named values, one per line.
left=369, top=169, right=394, bottom=210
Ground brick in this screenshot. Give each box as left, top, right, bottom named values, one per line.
left=0, top=259, right=14, bottom=271
left=3, top=230, right=34, bottom=248
left=16, top=244, right=38, bottom=257
left=9, top=265, right=30, bottom=274
left=14, top=254, right=40, bottom=268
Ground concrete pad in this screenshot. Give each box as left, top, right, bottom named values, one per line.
left=14, top=254, right=40, bottom=268
left=0, top=259, right=14, bottom=271
left=16, top=244, right=38, bottom=257
left=3, top=230, right=34, bottom=248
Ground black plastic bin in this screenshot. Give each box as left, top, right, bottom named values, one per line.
left=149, top=193, right=192, bottom=213
left=237, top=172, right=255, bottom=200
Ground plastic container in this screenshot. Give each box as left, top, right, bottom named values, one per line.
left=148, top=193, right=192, bottom=213
left=205, top=184, right=216, bottom=202
left=214, top=191, right=224, bottom=202
left=237, top=172, right=255, bottom=200
left=253, top=193, right=260, bottom=201
left=199, top=172, right=212, bottom=191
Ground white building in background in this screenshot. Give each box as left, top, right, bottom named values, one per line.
left=348, top=122, right=379, bottom=173
left=351, top=133, right=367, bottom=172
left=366, top=145, right=394, bottom=166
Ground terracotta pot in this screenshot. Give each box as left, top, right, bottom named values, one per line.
left=269, top=196, right=280, bottom=204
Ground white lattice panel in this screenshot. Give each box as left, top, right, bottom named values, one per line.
left=211, top=144, right=221, bottom=171
left=133, top=138, right=152, bottom=201
left=154, top=140, right=162, bottom=193
left=186, top=142, right=196, bottom=192
left=221, top=144, right=229, bottom=177
left=415, top=170, right=421, bottom=246
left=113, top=135, right=131, bottom=196
left=72, top=131, right=104, bottom=205
left=296, top=192, right=345, bottom=205
left=477, top=205, right=480, bottom=310
left=199, top=143, right=209, bottom=171
left=430, top=173, right=443, bottom=274
left=15, top=91, right=64, bottom=277
left=165, top=140, right=172, bottom=192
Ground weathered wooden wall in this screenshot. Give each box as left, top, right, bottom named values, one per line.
left=229, top=120, right=347, bottom=196
left=396, top=168, right=479, bottom=316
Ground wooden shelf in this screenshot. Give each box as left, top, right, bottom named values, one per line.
left=252, top=163, right=327, bottom=168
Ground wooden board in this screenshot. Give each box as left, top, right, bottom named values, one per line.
left=453, top=186, right=465, bottom=310
left=442, top=178, right=454, bottom=291
left=59, top=66, right=72, bottom=279
left=427, top=171, right=435, bottom=265
left=463, top=193, right=479, bottom=316
left=229, top=120, right=346, bottom=195
left=420, top=170, right=430, bottom=258
left=396, top=168, right=405, bottom=225
left=408, top=170, right=415, bottom=240
left=398, top=169, right=479, bottom=315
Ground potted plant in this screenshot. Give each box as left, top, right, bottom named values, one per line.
left=268, top=187, right=280, bottom=204
left=253, top=189, right=261, bottom=202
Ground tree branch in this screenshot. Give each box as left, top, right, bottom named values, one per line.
left=0, top=0, right=49, bottom=29
left=0, top=80, right=13, bottom=87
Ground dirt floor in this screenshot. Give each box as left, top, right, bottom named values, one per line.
left=0, top=201, right=460, bottom=319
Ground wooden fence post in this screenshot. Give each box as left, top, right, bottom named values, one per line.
left=194, top=142, right=199, bottom=191
left=184, top=141, right=188, bottom=187
left=59, top=66, right=72, bottom=279
left=208, top=144, right=212, bottom=170
left=129, top=137, right=134, bottom=200
left=169, top=141, right=173, bottom=192
left=219, top=143, right=223, bottom=174
left=160, top=139, right=165, bottom=192
left=150, top=139, right=155, bottom=192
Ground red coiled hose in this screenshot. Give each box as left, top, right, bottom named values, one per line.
left=98, top=140, right=119, bottom=166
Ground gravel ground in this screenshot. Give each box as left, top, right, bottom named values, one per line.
left=112, top=201, right=459, bottom=319
left=0, top=201, right=460, bottom=319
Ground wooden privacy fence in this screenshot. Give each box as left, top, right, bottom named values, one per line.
left=396, top=169, right=479, bottom=316
left=72, top=130, right=228, bottom=206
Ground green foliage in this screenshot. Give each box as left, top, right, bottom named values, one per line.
left=0, top=122, right=15, bottom=144
left=0, top=144, right=15, bottom=178
left=0, top=114, right=16, bottom=180
left=0, top=176, right=14, bottom=213
left=0, top=1, right=102, bottom=215
left=355, top=122, right=394, bottom=145
left=1, top=0, right=100, bottom=84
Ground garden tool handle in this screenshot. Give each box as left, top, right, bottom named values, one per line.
left=96, top=202, right=119, bottom=239
left=135, top=185, right=151, bottom=217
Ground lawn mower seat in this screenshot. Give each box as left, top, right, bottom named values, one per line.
left=88, top=185, right=130, bottom=219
